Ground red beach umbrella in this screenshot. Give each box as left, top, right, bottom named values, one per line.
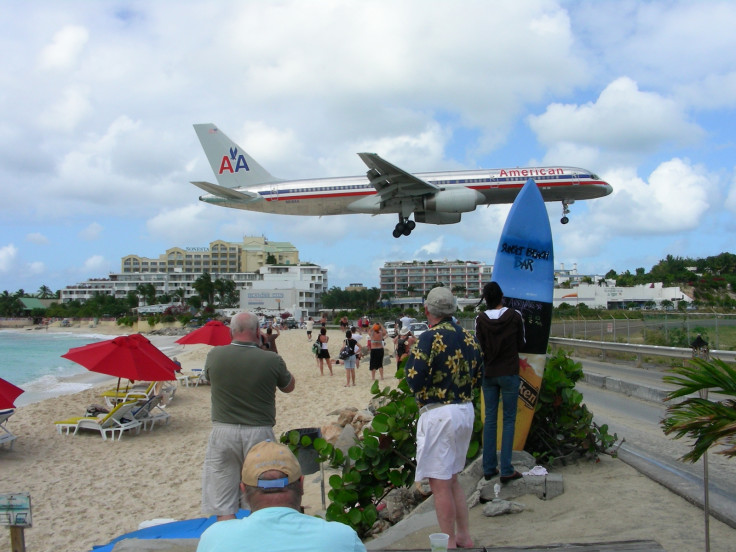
left=62, top=334, right=177, bottom=394
left=176, top=320, right=232, bottom=347
left=0, top=377, right=24, bottom=410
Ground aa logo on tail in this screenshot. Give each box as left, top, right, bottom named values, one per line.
left=218, top=148, right=251, bottom=174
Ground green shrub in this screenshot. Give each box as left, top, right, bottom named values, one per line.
left=525, top=349, right=617, bottom=464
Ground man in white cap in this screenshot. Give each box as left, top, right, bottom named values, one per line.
left=405, top=286, right=482, bottom=549
left=197, top=440, right=366, bottom=551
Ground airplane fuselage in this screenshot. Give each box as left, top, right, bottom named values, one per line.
left=198, top=166, right=611, bottom=217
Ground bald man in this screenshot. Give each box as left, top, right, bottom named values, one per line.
left=201, top=312, right=296, bottom=521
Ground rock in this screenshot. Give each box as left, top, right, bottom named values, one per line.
left=366, top=518, right=392, bottom=537
left=320, top=422, right=343, bottom=445
left=350, top=410, right=374, bottom=434
left=380, top=487, right=424, bottom=524
left=333, top=423, right=359, bottom=456
left=337, top=409, right=357, bottom=427
left=482, top=498, right=526, bottom=517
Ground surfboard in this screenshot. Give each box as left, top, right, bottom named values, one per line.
left=487, top=178, right=554, bottom=450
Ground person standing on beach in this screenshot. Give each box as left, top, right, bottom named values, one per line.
left=475, top=281, right=525, bottom=483
left=405, top=287, right=482, bottom=549
left=350, top=326, right=363, bottom=370
left=262, top=325, right=280, bottom=354
left=367, top=322, right=387, bottom=381
left=394, top=327, right=415, bottom=369
left=341, top=330, right=359, bottom=387
left=306, top=316, right=314, bottom=341
left=317, top=327, right=333, bottom=376
left=197, top=440, right=366, bottom=552
left=202, top=311, right=296, bottom=521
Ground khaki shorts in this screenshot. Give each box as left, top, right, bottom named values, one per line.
left=201, top=422, right=275, bottom=516
left=415, top=403, right=474, bottom=481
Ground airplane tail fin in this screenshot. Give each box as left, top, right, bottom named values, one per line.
left=193, top=123, right=282, bottom=188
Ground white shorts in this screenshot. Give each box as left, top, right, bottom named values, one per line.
left=415, top=402, right=474, bottom=481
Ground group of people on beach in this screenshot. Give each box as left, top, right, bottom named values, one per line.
left=197, top=281, right=526, bottom=550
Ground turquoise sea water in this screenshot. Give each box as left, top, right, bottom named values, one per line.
left=0, top=329, right=111, bottom=405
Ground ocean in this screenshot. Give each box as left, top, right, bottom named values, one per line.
left=0, top=329, right=114, bottom=406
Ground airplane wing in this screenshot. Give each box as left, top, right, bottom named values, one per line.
left=190, top=181, right=263, bottom=203
left=357, top=153, right=439, bottom=201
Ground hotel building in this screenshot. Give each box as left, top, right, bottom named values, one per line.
left=60, top=237, right=327, bottom=317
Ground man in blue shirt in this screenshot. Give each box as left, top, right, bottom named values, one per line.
left=405, top=287, right=482, bottom=549
left=197, top=440, right=366, bottom=552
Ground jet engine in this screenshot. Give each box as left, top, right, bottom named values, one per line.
left=423, top=188, right=485, bottom=213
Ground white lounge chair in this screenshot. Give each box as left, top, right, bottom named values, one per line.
left=55, top=401, right=142, bottom=441
left=100, top=381, right=157, bottom=408
left=131, top=395, right=171, bottom=431
left=0, top=409, right=17, bottom=449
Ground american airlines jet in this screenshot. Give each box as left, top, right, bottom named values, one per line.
left=192, top=123, right=612, bottom=238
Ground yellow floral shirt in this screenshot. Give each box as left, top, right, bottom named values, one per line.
left=405, top=318, right=482, bottom=407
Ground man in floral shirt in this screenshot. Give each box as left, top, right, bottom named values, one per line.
left=405, top=287, right=482, bottom=549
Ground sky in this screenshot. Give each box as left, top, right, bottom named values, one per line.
left=1, top=0, right=735, bottom=295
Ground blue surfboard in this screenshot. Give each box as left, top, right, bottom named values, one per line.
left=489, top=178, right=554, bottom=449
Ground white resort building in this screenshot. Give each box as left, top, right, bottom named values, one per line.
left=60, top=236, right=327, bottom=317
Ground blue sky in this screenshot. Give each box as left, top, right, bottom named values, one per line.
left=1, top=0, right=735, bottom=295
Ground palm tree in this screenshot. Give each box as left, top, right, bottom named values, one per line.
left=661, top=358, right=736, bottom=462
left=192, top=272, right=215, bottom=306
left=37, top=284, right=54, bottom=299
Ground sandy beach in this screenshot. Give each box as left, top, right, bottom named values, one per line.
left=1, top=323, right=734, bottom=552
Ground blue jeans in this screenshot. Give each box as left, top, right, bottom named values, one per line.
left=482, top=375, right=520, bottom=477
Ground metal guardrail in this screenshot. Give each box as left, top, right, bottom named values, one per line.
left=549, top=337, right=736, bottom=367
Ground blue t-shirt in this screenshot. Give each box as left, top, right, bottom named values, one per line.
left=197, top=507, right=366, bottom=552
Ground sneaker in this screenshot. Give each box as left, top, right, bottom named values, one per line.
left=500, top=470, right=523, bottom=484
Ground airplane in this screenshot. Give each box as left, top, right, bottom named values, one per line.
left=192, top=123, right=612, bottom=238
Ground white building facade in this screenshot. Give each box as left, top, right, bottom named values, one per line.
left=60, top=237, right=327, bottom=316
left=555, top=282, right=692, bottom=309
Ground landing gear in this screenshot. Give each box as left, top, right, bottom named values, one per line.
left=560, top=200, right=571, bottom=224
left=393, top=217, right=416, bottom=238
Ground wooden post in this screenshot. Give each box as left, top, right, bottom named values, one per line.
left=10, top=526, right=26, bottom=552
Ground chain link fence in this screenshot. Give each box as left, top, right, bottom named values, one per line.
left=550, top=312, right=736, bottom=350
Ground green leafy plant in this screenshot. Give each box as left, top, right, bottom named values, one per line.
left=525, top=349, right=618, bottom=464
left=661, top=357, right=736, bottom=462
left=282, top=366, right=483, bottom=537
left=283, top=350, right=611, bottom=536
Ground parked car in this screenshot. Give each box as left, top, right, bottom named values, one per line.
left=285, top=317, right=299, bottom=329
left=385, top=321, right=397, bottom=338
left=408, top=322, right=429, bottom=337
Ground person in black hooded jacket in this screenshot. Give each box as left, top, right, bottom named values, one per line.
left=475, top=281, right=525, bottom=483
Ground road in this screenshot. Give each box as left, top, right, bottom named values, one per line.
left=576, top=357, right=736, bottom=528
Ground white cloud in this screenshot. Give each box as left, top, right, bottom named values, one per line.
left=726, top=173, right=736, bottom=214
left=146, top=204, right=221, bottom=245
left=28, top=261, right=45, bottom=275
left=529, top=77, right=704, bottom=164
left=414, top=236, right=445, bottom=258
left=38, top=25, right=89, bottom=70
left=26, top=232, right=49, bottom=245
left=79, top=222, right=102, bottom=241
left=589, top=159, right=715, bottom=234
left=82, top=255, right=109, bottom=275
left=0, top=244, right=18, bottom=272
left=38, top=85, right=92, bottom=132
